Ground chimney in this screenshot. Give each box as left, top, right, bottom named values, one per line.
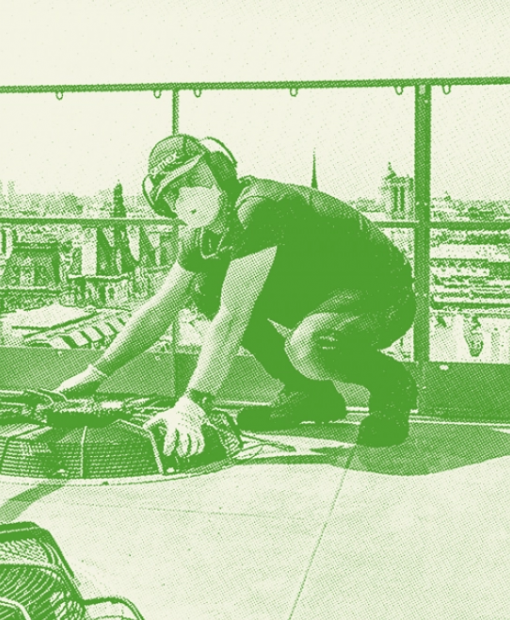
left=80, top=228, right=97, bottom=276
left=127, top=226, right=140, bottom=261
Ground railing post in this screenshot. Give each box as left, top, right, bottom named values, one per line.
left=414, top=84, right=432, bottom=405
left=171, top=88, right=180, bottom=397
left=172, top=89, right=180, bottom=135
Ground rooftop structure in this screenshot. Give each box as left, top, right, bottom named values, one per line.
left=0, top=301, right=129, bottom=349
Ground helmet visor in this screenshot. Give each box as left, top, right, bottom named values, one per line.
left=142, top=156, right=217, bottom=219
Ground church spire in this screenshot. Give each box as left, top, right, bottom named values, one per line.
left=113, top=181, right=126, bottom=218
left=311, top=149, right=318, bottom=189
left=385, top=162, right=397, bottom=180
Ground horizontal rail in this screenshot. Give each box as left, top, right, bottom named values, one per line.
left=428, top=220, right=510, bottom=230
left=0, top=78, right=510, bottom=95
left=0, top=216, right=175, bottom=227
left=377, top=220, right=417, bottom=228
left=0, top=216, right=508, bottom=231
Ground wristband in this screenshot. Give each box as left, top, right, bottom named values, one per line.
left=184, top=388, right=215, bottom=412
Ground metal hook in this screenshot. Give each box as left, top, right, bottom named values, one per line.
left=153, top=89, right=162, bottom=99
left=193, top=89, right=202, bottom=98
left=55, top=91, right=64, bottom=101
left=290, top=87, right=299, bottom=97
left=442, top=84, right=452, bottom=95
left=394, top=85, right=404, bottom=96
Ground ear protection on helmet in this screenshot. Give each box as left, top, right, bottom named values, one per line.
left=199, top=137, right=238, bottom=189
left=143, top=135, right=238, bottom=219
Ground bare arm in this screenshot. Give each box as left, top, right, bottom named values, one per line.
left=93, top=261, right=195, bottom=376
left=187, top=246, right=277, bottom=395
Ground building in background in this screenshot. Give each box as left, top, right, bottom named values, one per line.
left=6, top=181, right=16, bottom=208
left=432, top=192, right=465, bottom=221
left=2, top=167, right=510, bottom=363
left=380, top=163, right=415, bottom=220
left=0, top=183, right=179, bottom=314
left=0, top=234, right=74, bottom=313
left=67, top=226, right=171, bottom=308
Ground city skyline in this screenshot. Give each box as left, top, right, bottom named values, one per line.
left=2, top=157, right=510, bottom=219
left=0, top=88, right=509, bottom=202
left=0, top=84, right=508, bottom=203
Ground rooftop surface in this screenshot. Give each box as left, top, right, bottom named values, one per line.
left=0, top=414, right=509, bottom=620
left=4, top=302, right=95, bottom=329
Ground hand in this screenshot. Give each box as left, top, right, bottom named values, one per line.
left=143, top=395, right=207, bottom=458
left=56, top=364, right=107, bottom=398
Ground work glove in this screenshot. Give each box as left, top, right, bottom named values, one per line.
left=143, top=395, right=207, bottom=458
left=56, top=364, right=109, bottom=398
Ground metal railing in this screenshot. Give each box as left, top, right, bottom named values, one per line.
left=1, top=77, right=509, bottom=407
left=1, top=76, right=510, bottom=94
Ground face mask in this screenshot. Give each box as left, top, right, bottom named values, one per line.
left=174, top=185, right=224, bottom=229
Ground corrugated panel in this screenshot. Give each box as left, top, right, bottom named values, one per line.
left=80, top=326, right=103, bottom=343
left=95, top=320, right=114, bottom=337
left=105, top=317, right=125, bottom=333
left=66, top=331, right=89, bottom=348
left=82, top=422, right=159, bottom=479
left=1, top=435, right=58, bottom=478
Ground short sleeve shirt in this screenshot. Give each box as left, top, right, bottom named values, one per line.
left=177, top=176, right=412, bottom=326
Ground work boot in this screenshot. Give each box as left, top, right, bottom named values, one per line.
left=356, top=410, right=410, bottom=448
left=357, top=374, right=416, bottom=448
left=236, top=382, right=348, bottom=431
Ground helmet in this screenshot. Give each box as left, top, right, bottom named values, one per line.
left=142, top=134, right=238, bottom=219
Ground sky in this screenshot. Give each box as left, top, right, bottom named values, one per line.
left=0, top=0, right=509, bottom=200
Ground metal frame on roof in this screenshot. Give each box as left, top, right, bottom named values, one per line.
left=0, top=78, right=509, bottom=417
left=0, top=77, right=509, bottom=94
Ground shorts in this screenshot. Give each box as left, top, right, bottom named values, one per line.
left=299, top=276, right=416, bottom=351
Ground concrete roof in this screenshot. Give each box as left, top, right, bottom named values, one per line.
left=5, top=302, right=95, bottom=330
